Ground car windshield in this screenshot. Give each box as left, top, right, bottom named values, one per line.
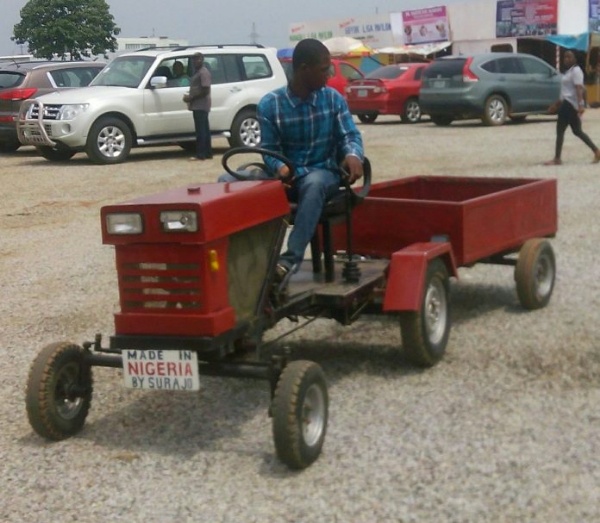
left=0, top=71, right=25, bottom=89
left=366, top=66, right=409, bottom=80
left=90, top=56, right=154, bottom=88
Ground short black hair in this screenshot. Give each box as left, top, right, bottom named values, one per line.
left=292, top=38, right=329, bottom=71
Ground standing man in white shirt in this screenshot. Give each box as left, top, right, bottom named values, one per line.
left=545, top=50, right=600, bottom=165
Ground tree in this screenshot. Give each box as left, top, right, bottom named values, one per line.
left=12, top=0, right=121, bottom=60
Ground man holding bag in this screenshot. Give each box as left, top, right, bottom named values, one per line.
left=183, top=53, right=212, bottom=160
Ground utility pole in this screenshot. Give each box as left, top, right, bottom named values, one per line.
left=249, top=22, right=259, bottom=44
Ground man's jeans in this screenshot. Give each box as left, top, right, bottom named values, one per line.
left=192, top=109, right=212, bottom=159
left=282, top=169, right=340, bottom=270
left=217, top=168, right=340, bottom=271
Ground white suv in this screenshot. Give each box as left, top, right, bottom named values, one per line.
left=17, top=45, right=287, bottom=164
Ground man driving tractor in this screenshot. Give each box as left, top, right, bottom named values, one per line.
left=219, top=38, right=364, bottom=284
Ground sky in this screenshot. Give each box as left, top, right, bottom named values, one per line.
left=0, top=0, right=480, bottom=57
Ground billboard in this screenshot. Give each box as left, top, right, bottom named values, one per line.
left=496, top=0, right=558, bottom=37
left=591, top=0, right=600, bottom=32
left=288, top=15, right=394, bottom=48
left=391, top=6, right=450, bottom=45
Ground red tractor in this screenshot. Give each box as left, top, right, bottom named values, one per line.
left=25, top=149, right=557, bottom=469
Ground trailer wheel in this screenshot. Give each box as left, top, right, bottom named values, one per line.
left=26, top=342, right=93, bottom=441
left=400, top=258, right=450, bottom=367
left=272, top=360, right=328, bottom=469
left=515, top=239, right=555, bottom=310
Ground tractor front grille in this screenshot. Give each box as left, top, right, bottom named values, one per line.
left=119, top=261, right=202, bottom=311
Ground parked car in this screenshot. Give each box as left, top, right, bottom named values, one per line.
left=0, top=60, right=104, bottom=152
left=345, top=63, right=428, bottom=124
left=419, top=52, right=561, bottom=126
left=279, top=57, right=364, bottom=96
left=17, top=45, right=287, bottom=164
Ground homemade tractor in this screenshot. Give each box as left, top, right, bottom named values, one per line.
left=26, top=148, right=558, bottom=469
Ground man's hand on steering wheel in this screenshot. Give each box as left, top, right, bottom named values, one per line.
left=342, top=154, right=364, bottom=184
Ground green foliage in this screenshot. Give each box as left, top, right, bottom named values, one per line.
left=12, top=0, right=121, bottom=60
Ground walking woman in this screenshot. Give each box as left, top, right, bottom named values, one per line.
left=545, top=50, right=600, bottom=165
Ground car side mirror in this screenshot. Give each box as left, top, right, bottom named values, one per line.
left=150, top=76, right=168, bottom=89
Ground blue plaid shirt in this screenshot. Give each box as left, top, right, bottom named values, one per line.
left=257, top=85, right=364, bottom=177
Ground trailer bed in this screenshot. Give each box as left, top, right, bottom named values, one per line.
left=337, top=176, right=557, bottom=266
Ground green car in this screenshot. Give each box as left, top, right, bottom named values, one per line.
left=419, top=52, right=561, bottom=126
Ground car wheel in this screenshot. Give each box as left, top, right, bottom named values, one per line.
left=228, top=109, right=261, bottom=148
left=482, top=95, right=508, bottom=126
left=36, top=146, right=76, bottom=162
left=431, top=115, right=453, bottom=126
left=357, top=113, right=378, bottom=124
left=399, top=258, right=451, bottom=367
left=26, top=342, right=93, bottom=441
left=86, top=117, right=132, bottom=164
left=0, top=139, right=20, bottom=153
left=401, top=98, right=421, bottom=123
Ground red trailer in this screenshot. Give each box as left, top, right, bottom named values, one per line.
left=25, top=150, right=557, bottom=469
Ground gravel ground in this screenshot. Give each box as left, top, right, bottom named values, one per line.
left=1, top=112, right=599, bottom=522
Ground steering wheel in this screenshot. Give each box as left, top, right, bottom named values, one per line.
left=221, top=147, right=295, bottom=181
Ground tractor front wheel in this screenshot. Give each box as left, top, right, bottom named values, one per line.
left=26, top=342, right=93, bottom=440
left=272, top=360, right=328, bottom=469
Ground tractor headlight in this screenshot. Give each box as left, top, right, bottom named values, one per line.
left=160, top=211, right=198, bottom=232
left=106, top=213, right=143, bottom=235
left=57, top=103, right=89, bottom=120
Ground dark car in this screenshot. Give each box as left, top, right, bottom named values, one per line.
left=0, top=60, right=104, bottom=152
left=345, top=63, right=428, bottom=124
left=279, top=57, right=364, bottom=97
left=419, top=52, right=560, bottom=126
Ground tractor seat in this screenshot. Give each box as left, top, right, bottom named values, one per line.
left=289, top=157, right=372, bottom=282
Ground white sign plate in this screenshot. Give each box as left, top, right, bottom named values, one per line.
left=122, top=349, right=200, bottom=391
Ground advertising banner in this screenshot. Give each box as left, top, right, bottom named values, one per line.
left=496, top=0, right=558, bottom=37
left=591, top=0, right=600, bottom=32
left=399, top=6, right=449, bottom=45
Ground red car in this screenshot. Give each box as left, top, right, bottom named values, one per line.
left=345, top=63, right=428, bottom=124
left=279, top=58, right=364, bottom=97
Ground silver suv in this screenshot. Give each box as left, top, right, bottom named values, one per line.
left=419, top=52, right=560, bottom=126
left=17, top=45, right=287, bottom=163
